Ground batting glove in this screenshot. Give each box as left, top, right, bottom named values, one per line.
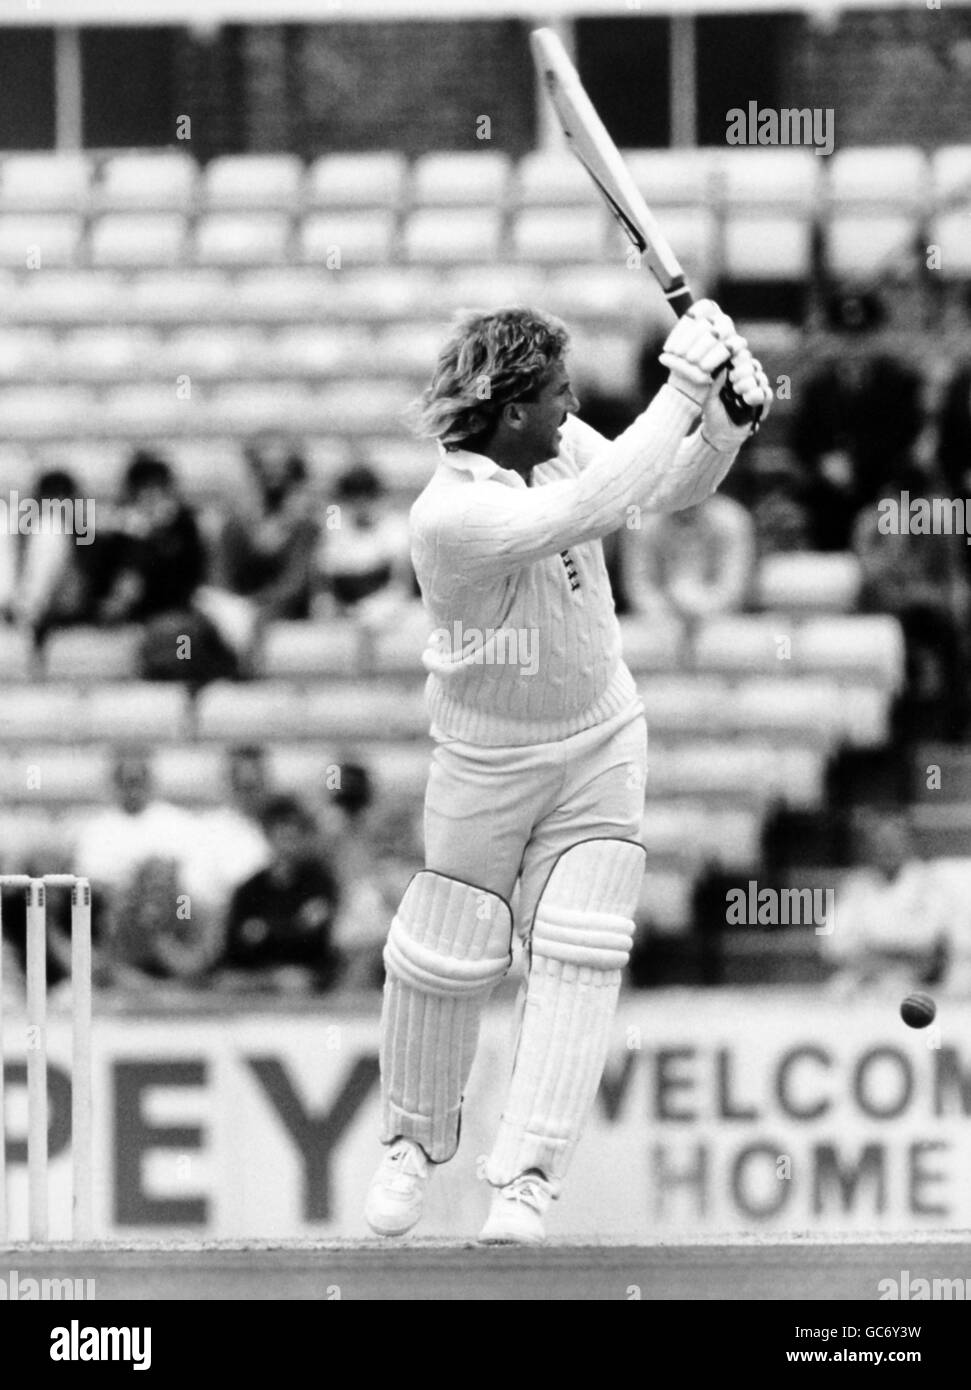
left=659, top=301, right=735, bottom=408
left=702, top=348, right=773, bottom=449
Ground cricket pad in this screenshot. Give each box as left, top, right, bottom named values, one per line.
left=380, top=870, right=513, bottom=1162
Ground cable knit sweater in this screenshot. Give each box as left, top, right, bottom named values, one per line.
left=411, top=383, right=743, bottom=747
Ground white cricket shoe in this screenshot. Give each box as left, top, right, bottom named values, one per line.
left=364, top=1138, right=431, bottom=1237
left=478, top=1171, right=553, bottom=1245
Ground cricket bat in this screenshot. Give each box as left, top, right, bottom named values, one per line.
left=530, top=26, right=761, bottom=425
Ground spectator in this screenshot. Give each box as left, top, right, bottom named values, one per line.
left=790, top=289, right=924, bottom=549
left=317, top=462, right=413, bottom=627
left=181, top=745, right=271, bottom=934
left=318, top=762, right=387, bottom=987
left=822, top=809, right=955, bottom=996
left=620, top=493, right=756, bottom=628
left=852, top=461, right=971, bottom=738
left=221, top=437, right=319, bottom=620
left=100, top=452, right=206, bottom=624
left=936, top=358, right=971, bottom=498
left=67, top=747, right=211, bottom=988
left=0, top=469, right=92, bottom=651
left=220, top=795, right=342, bottom=992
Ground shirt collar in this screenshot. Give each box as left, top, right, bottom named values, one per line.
left=438, top=443, right=528, bottom=489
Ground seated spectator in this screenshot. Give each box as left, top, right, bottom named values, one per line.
left=620, top=493, right=755, bottom=629
left=822, top=808, right=956, bottom=996
left=790, top=289, right=924, bottom=550
left=181, top=744, right=271, bottom=933
left=220, top=795, right=342, bottom=993
left=852, top=461, right=971, bottom=737
left=317, top=763, right=386, bottom=987
left=100, top=452, right=206, bottom=624
left=316, top=462, right=413, bottom=630
left=936, top=357, right=971, bottom=499
left=221, top=437, right=319, bottom=621
left=0, top=469, right=104, bottom=664
left=66, top=747, right=213, bottom=989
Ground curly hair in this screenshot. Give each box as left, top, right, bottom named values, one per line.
left=410, top=307, right=569, bottom=451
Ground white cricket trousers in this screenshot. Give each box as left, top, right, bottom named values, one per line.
left=424, top=699, right=647, bottom=938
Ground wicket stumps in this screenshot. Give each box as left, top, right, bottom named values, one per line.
left=0, top=875, right=92, bottom=1243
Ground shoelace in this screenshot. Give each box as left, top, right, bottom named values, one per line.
left=383, top=1147, right=425, bottom=1193
left=505, top=1179, right=547, bottom=1210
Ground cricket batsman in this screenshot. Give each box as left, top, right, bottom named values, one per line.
left=365, top=300, right=771, bottom=1242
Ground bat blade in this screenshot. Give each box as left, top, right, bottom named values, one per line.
left=529, top=26, right=689, bottom=309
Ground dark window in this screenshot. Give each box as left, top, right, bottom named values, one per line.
left=0, top=29, right=55, bottom=150
left=576, top=17, right=670, bottom=148
left=81, top=27, right=177, bottom=148
left=695, top=13, right=804, bottom=147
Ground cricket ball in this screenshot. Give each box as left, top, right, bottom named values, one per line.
left=900, top=992, right=936, bottom=1029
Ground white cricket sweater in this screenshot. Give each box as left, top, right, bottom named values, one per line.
left=411, top=383, right=743, bottom=747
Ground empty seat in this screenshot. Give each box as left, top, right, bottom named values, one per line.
left=0, top=747, right=110, bottom=804
left=931, top=145, right=971, bottom=206
left=730, top=678, right=845, bottom=746
left=313, top=381, right=415, bottom=433
left=364, top=439, right=433, bottom=492
left=0, top=687, right=83, bottom=740
left=207, top=382, right=322, bottom=433
left=757, top=552, right=862, bottom=612
left=794, top=615, right=905, bottom=690
left=648, top=741, right=777, bottom=802
left=84, top=684, right=189, bottom=740
left=643, top=206, right=716, bottom=282
left=0, top=625, right=32, bottom=680
left=305, top=153, right=407, bottom=209
left=410, top=152, right=511, bottom=207
left=153, top=326, right=255, bottom=379
left=2, top=271, right=126, bottom=326
left=639, top=676, right=733, bottom=738
left=826, top=213, right=917, bottom=279
left=232, top=268, right=333, bottom=321
left=637, top=868, right=692, bottom=933
left=722, top=214, right=811, bottom=279
left=55, top=328, right=157, bottom=382
left=0, top=155, right=90, bottom=212
left=258, top=325, right=348, bottom=378
left=203, top=155, right=303, bottom=211
left=261, top=622, right=360, bottom=678
left=90, top=214, right=187, bottom=268
left=153, top=745, right=226, bottom=803
left=370, top=323, right=449, bottom=377
left=440, top=266, right=547, bottom=312
left=299, top=211, right=395, bottom=266
left=129, top=271, right=233, bottom=324
left=512, top=208, right=606, bottom=262
left=930, top=211, right=971, bottom=279
left=402, top=209, right=501, bottom=264
left=544, top=265, right=647, bottom=321
left=101, top=385, right=185, bottom=435
left=370, top=612, right=433, bottom=675
left=618, top=616, right=683, bottom=673
left=0, top=386, right=94, bottom=438
left=0, top=329, right=51, bottom=380
left=516, top=152, right=596, bottom=206
left=828, top=146, right=927, bottom=209
left=625, top=148, right=714, bottom=207
left=327, top=268, right=439, bottom=323
left=195, top=214, right=290, bottom=266
left=98, top=153, right=198, bottom=212
left=694, top=615, right=787, bottom=676
left=44, top=627, right=142, bottom=681
left=302, top=683, right=427, bottom=738
left=716, top=148, right=819, bottom=209
left=0, top=215, right=82, bottom=269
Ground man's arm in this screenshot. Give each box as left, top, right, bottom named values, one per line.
left=424, top=305, right=770, bottom=582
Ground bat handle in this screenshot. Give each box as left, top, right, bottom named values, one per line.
left=665, top=279, right=762, bottom=432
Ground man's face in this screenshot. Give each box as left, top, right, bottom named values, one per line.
left=513, top=363, right=580, bottom=466
left=115, top=758, right=152, bottom=815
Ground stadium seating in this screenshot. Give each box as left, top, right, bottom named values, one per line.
left=304, top=152, right=407, bottom=210
left=410, top=152, right=511, bottom=207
